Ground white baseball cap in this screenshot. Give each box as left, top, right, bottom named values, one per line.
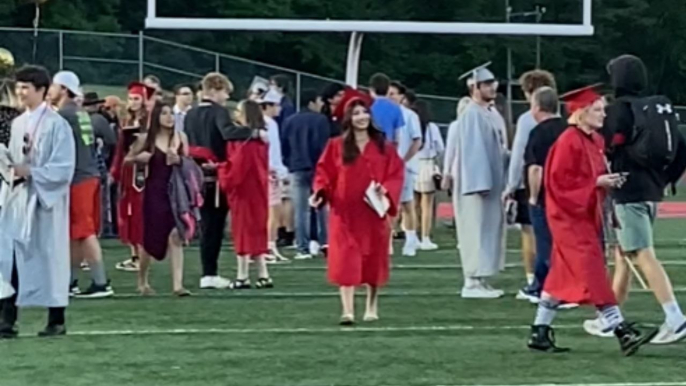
left=53, top=71, right=83, bottom=97
left=257, top=87, right=282, bottom=105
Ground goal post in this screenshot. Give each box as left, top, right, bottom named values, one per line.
left=145, top=0, right=594, bottom=87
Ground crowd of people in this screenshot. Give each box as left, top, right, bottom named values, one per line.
left=0, top=50, right=685, bottom=357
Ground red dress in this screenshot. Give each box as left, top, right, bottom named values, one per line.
left=314, top=137, right=404, bottom=287
left=218, top=140, right=269, bottom=256
left=110, top=130, right=144, bottom=246
left=543, top=127, right=617, bottom=306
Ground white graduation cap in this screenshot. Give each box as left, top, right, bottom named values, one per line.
left=249, top=76, right=270, bottom=95
left=459, top=62, right=495, bottom=86
left=257, top=87, right=283, bottom=105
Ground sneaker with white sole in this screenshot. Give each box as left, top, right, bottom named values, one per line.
left=309, top=241, right=321, bottom=256
left=479, top=279, right=505, bottom=298
left=74, top=282, right=114, bottom=299
left=418, top=240, right=439, bottom=251
left=461, top=286, right=504, bottom=299
left=583, top=318, right=614, bottom=338
left=650, top=321, right=686, bottom=345
left=293, top=253, right=313, bottom=260
left=199, top=276, right=232, bottom=289
left=402, top=240, right=417, bottom=257
left=516, top=287, right=540, bottom=303
left=558, top=303, right=579, bottom=310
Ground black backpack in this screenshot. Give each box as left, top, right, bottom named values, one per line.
left=624, top=95, right=680, bottom=170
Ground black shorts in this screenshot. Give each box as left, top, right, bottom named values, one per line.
left=514, top=189, right=531, bottom=225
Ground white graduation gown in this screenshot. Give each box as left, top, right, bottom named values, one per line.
left=451, top=102, right=507, bottom=278
left=0, top=106, right=75, bottom=307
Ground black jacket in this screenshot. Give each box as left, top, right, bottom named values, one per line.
left=281, top=111, right=331, bottom=172
left=603, top=55, right=686, bottom=203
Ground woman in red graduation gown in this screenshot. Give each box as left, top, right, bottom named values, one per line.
left=527, top=85, right=656, bottom=356
left=311, top=98, right=404, bottom=325
left=218, top=100, right=272, bottom=289
left=111, top=82, right=156, bottom=272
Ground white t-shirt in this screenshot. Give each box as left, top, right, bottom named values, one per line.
left=397, top=105, right=422, bottom=174
left=265, top=115, right=288, bottom=178
left=416, top=122, right=445, bottom=159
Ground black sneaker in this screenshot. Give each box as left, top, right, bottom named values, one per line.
left=74, top=282, right=114, bottom=299
left=0, top=323, right=18, bottom=339
left=69, top=280, right=81, bottom=297
left=37, top=324, right=66, bottom=338
left=528, top=325, right=570, bottom=353
left=255, top=277, right=274, bottom=289
left=614, top=322, right=659, bottom=357
left=393, top=231, right=406, bottom=240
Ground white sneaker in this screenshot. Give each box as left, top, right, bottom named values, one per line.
left=583, top=318, right=614, bottom=338
left=558, top=303, right=579, bottom=310
left=309, top=241, right=321, bottom=256
left=270, top=247, right=289, bottom=262
left=418, top=240, right=439, bottom=251
left=650, top=321, right=686, bottom=345
left=293, top=253, right=313, bottom=260
left=461, top=286, right=503, bottom=299
left=402, top=244, right=417, bottom=257
left=199, top=276, right=232, bottom=289
left=479, top=279, right=505, bottom=298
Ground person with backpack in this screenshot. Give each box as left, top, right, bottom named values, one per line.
left=583, top=55, right=686, bottom=344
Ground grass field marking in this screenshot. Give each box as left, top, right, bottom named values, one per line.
left=438, top=382, right=686, bottom=386
left=109, top=287, right=686, bottom=299
left=27, top=323, right=588, bottom=338
left=275, top=260, right=686, bottom=271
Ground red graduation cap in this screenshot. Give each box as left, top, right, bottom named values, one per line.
left=561, top=83, right=603, bottom=115
left=333, top=86, right=373, bottom=120
left=127, top=81, right=156, bottom=100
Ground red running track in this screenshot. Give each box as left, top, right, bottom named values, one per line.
left=436, top=202, right=686, bottom=220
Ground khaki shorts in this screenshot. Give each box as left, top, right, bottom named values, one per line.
left=614, top=202, right=657, bottom=252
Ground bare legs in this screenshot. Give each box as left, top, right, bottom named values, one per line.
left=338, top=285, right=380, bottom=323
left=138, top=232, right=187, bottom=296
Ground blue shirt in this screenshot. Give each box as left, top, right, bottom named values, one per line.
left=371, top=97, right=404, bottom=141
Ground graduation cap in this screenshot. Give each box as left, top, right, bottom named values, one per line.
left=459, top=62, right=495, bottom=86
left=249, top=76, right=270, bottom=95
left=561, top=83, right=603, bottom=115
left=127, top=82, right=156, bottom=100
left=333, top=87, right=373, bottom=121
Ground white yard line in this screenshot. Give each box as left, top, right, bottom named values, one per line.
left=30, top=323, right=586, bottom=338
left=109, top=287, right=686, bottom=299
left=437, top=383, right=686, bottom=386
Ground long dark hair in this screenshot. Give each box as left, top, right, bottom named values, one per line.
left=412, top=99, right=431, bottom=149
left=239, top=100, right=266, bottom=130
left=143, top=102, right=174, bottom=152
left=341, top=99, right=385, bottom=164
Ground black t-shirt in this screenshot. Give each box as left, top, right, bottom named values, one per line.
left=524, top=117, right=567, bottom=206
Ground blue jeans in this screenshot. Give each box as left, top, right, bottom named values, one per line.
left=529, top=204, right=552, bottom=294
left=292, top=171, right=328, bottom=254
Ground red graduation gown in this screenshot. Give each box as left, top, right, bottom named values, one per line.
left=218, top=140, right=269, bottom=256
left=314, top=137, right=404, bottom=287
left=110, top=132, right=144, bottom=246
left=543, top=127, right=617, bottom=306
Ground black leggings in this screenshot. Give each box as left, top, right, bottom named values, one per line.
left=199, top=183, right=229, bottom=277
left=0, top=255, right=65, bottom=327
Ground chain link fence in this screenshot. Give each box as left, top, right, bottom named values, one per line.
left=3, top=26, right=686, bottom=129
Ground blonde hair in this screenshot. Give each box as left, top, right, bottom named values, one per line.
left=202, top=72, right=234, bottom=94
left=456, top=96, right=472, bottom=118
left=567, top=109, right=585, bottom=126
left=0, top=78, right=18, bottom=108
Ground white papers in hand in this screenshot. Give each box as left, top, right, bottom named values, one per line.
left=364, top=181, right=390, bottom=218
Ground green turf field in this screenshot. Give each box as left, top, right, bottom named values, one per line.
left=2, top=220, right=686, bottom=386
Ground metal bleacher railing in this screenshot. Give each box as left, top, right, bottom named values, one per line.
left=2, top=26, right=686, bottom=130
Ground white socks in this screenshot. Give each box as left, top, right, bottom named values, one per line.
left=598, top=305, right=624, bottom=330
left=526, top=273, right=535, bottom=286
left=662, top=301, right=686, bottom=329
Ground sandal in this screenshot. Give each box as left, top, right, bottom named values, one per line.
left=174, top=288, right=192, bottom=297
left=339, top=314, right=355, bottom=326
left=255, top=277, right=274, bottom=289
left=230, top=279, right=251, bottom=290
